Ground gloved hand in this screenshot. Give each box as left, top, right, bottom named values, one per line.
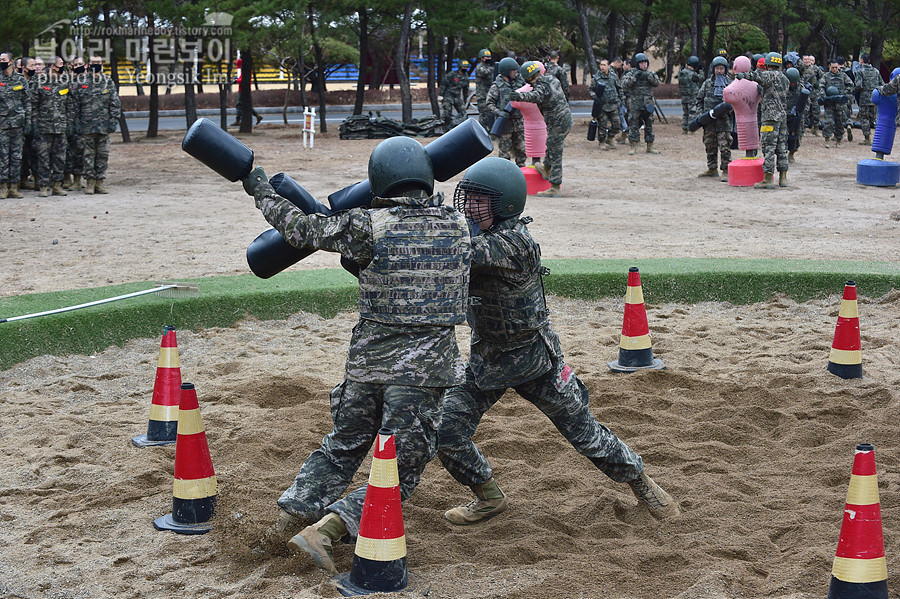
left=509, top=91, right=521, bottom=101
left=241, top=166, right=268, bottom=197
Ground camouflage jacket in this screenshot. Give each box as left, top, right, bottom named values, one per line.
left=677, top=67, right=704, bottom=99
left=474, top=62, right=494, bottom=102
left=0, top=71, right=30, bottom=129
left=621, top=67, right=660, bottom=108
left=588, top=70, right=623, bottom=109
left=803, top=65, right=824, bottom=97
left=509, top=74, right=571, bottom=125
left=880, top=72, right=900, bottom=97
left=440, top=70, right=469, bottom=100
left=75, top=73, right=121, bottom=134
left=466, top=216, right=562, bottom=390
left=820, top=70, right=854, bottom=100
left=786, top=83, right=809, bottom=119
left=255, top=187, right=468, bottom=387
left=544, top=61, right=570, bottom=100
left=744, top=69, right=788, bottom=122
left=855, top=64, right=884, bottom=106
left=695, top=73, right=735, bottom=131
left=486, top=75, right=524, bottom=123
left=32, top=74, right=72, bottom=135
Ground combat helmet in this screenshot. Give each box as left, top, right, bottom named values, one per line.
left=784, top=51, right=800, bottom=66
left=826, top=85, right=840, bottom=97
left=765, top=52, right=783, bottom=69
left=478, top=48, right=492, bottom=60
left=634, top=52, right=649, bottom=64
left=785, top=67, right=800, bottom=83
left=687, top=55, right=700, bottom=68
left=711, top=56, right=728, bottom=70
left=368, top=137, right=434, bottom=198
left=459, top=59, right=470, bottom=70
left=497, top=57, right=519, bottom=77
left=453, top=157, right=527, bottom=227
left=520, top=60, right=542, bottom=82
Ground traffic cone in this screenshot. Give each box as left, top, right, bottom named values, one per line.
left=827, top=443, right=888, bottom=599
left=827, top=281, right=863, bottom=379
left=132, top=325, right=182, bottom=447
left=608, top=267, right=665, bottom=372
left=334, top=428, right=414, bottom=596
left=153, top=383, right=217, bottom=535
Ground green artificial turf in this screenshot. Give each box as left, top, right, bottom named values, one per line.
left=1, top=258, right=898, bottom=370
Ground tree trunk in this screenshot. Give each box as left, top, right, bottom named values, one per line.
left=147, top=17, right=159, bottom=139
left=690, top=0, right=702, bottom=62
left=184, top=59, right=198, bottom=128
left=436, top=35, right=445, bottom=93
left=239, top=49, right=253, bottom=133
left=607, top=11, right=620, bottom=60
left=635, top=0, right=654, bottom=53
left=445, top=37, right=456, bottom=73
left=297, top=45, right=308, bottom=107
left=354, top=6, right=368, bottom=115
left=664, top=22, right=676, bottom=83
left=219, top=81, right=228, bottom=129
left=104, top=2, right=130, bottom=142
left=703, top=0, right=721, bottom=67
left=308, top=6, right=328, bottom=133
left=574, top=0, right=598, bottom=76
left=426, top=28, right=440, bottom=117
left=397, top=2, right=414, bottom=124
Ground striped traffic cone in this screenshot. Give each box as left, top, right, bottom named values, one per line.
left=133, top=325, right=182, bottom=447
left=334, top=428, right=414, bottom=596
left=827, top=281, right=863, bottom=379
left=153, top=383, right=217, bottom=535
left=608, top=267, right=665, bottom=372
left=827, top=443, right=888, bottom=599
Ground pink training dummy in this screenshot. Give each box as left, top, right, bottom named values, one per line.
left=722, top=55, right=764, bottom=186
left=511, top=62, right=550, bottom=194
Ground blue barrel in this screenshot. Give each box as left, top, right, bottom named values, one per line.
left=857, top=158, right=900, bottom=187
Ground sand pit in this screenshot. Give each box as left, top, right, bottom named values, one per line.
left=1, top=120, right=899, bottom=598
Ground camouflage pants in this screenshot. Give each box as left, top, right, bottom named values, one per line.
left=477, top=97, right=493, bottom=132
left=807, top=100, right=821, bottom=130
left=65, top=134, right=84, bottom=175
left=438, top=360, right=643, bottom=488
left=34, top=133, right=67, bottom=186
left=498, top=121, right=526, bottom=167
left=760, top=120, right=788, bottom=174
left=441, top=95, right=466, bottom=128
left=627, top=104, right=654, bottom=143
left=21, top=133, right=35, bottom=182
left=858, top=105, right=876, bottom=137
left=277, top=379, right=443, bottom=538
left=596, top=107, right=621, bottom=143
left=822, top=104, right=847, bottom=140
left=234, top=95, right=260, bottom=122
left=82, top=133, right=110, bottom=179
left=545, top=113, right=573, bottom=186
left=703, top=125, right=732, bottom=171
left=0, top=127, right=24, bottom=183
left=681, top=98, right=693, bottom=131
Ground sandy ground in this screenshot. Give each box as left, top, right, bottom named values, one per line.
left=1, top=119, right=900, bottom=599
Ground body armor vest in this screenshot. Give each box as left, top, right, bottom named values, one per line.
left=359, top=204, right=470, bottom=325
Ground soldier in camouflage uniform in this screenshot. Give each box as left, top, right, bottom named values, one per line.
left=439, top=157, right=680, bottom=525
left=739, top=52, right=789, bottom=188
left=820, top=59, right=853, bottom=147
left=20, top=57, right=37, bottom=190
left=784, top=67, right=806, bottom=163
left=244, top=136, right=471, bottom=573
left=544, top=50, right=570, bottom=101
left=440, top=60, right=470, bottom=131
left=0, top=53, right=30, bottom=199
left=486, top=57, right=526, bottom=166
left=589, top=58, right=624, bottom=150
left=474, top=49, right=494, bottom=132
left=854, top=54, right=883, bottom=145
left=509, top=61, right=572, bottom=197
left=678, top=56, right=704, bottom=133
left=694, top=56, right=733, bottom=180
left=75, top=55, right=121, bottom=194
left=621, top=52, right=661, bottom=154
left=32, top=57, right=71, bottom=197
left=802, top=56, right=824, bottom=135
left=64, top=57, right=86, bottom=190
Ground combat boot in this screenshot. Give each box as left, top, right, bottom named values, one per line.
left=682, top=128, right=689, bottom=135
left=788, top=151, right=795, bottom=164
left=860, top=134, right=871, bottom=146
left=835, top=139, right=843, bottom=148
left=534, top=162, right=550, bottom=179
left=74, top=175, right=85, bottom=189
left=255, top=509, right=306, bottom=554
left=444, top=478, right=508, bottom=525
left=7, top=183, right=23, bottom=199
left=846, top=125, right=853, bottom=142
left=720, top=167, right=729, bottom=182
left=255, top=113, right=263, bottom=125
left=779, top=171, right=788, bottom=187
left=598, top=139, right=610, bottom=150
left=537, top=183, right=561, bottom=197
left=628, top=140, right=638, bottom=155
left=628, top=471, right=680, bottom=519
left=288, top=512, right=347, bottom=574
left=698, top=168, right=718, bottom=178
left=94, top=179, right=109, bottom=194
left=52, top=181, right=67, bottom=196
left=84, top=178, right=96, bottom=195
left=38, top=186, right=50, bottom=198
left=646, top=142, right=659, bottom=154
left=61, top=174, right=73, bottom=189
left=0, top=182, right=7, bottom=199
left=824, top=137, right=831, bottom=148
left=605, top=138, right=616, bottom=150
left=617, top=131, right=628, bottom=144
left=812, top=126, right=820, bottom=136
left=754, top=173, right=776, bottom=189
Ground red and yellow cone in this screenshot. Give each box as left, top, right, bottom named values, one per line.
left=827, top=443, right=888, bottom=599
left=335, top=428, right=414, bottom=595
left=608, top=267, right=665, bottom=372
left=132, top=325, right=182, bottom=447
left=827, top=281, right=863, bottom=379
left=153, top=383, right=217, bottom=535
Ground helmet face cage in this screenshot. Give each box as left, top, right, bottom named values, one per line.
left=454, top=180, right=503, bottom=226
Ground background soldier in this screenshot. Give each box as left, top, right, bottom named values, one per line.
left=509, top=60, right=572, bottom=197
left=0, top=52, right=30, bottom=199
left=486, top=56, right=526, bottom=166
left=20, top=57, right=37, bottom=190
left=440, top=157, right=680, bottom=525
left=678, top=56, right=704, bottom=134
left=244, top=137, right=471, bottom=573
left=589, top=58, right=624, bottom=150
left=802, top=55, right=824, bottom=135
left=474, top=49, right=494, bottom=132
left=695, top=56, right=733, bottom=180
left=76, top=55, right=120, bottom=194
left=230, top=58, right=262, bottom=127
left=32, top=56, right=71, bottom=197
left=854, top=54, right=883, bottom=146
left=544, top=50, right=570, bottom=100
left=738, top=52, right=789, bottom=188
left=440, top=60, right=470, bottom=131
left=64, top=57, right=86, bottom=190
left=784, top=67, right=805, bottom=163
left=621, top=52, right=661, bottom=154
left=820, top=58, right=853, bottom=147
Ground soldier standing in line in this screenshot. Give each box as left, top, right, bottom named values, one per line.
left=509, top=60, right=572, bottom=197
left=63, top=56, right=87, bottom=190
left=76, top=55, right=121, bottom=194
left=621, top=52, right=661, bottom=155
left=245, top=137, right=471, bottom=573
left=32, top=56, right=71, bottom=197
left=486, top=56, right=526, bottom=166
left=474, top=49, right=495, bottom=132
left=802, top=55, right=824, bottom=135
left=440, top=60, right=470, bottom=131
left=677, top=56, right=704, bottom=134
left=20, top=56, right=37, bottom=191
left=820, top=58, right=854, bottom=148
left=0, top=52, right=30, bottom=199
left=588, top=58, right=624, bottom=150
left=544, top=50, right=570, bottom=101
left=738, top=52, right=789, bottom=189
left=438, top=157, right=680, bottom=525
left=854, top=54, right=883, bottom=146
left=695, top=56, right=733, bottom=180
